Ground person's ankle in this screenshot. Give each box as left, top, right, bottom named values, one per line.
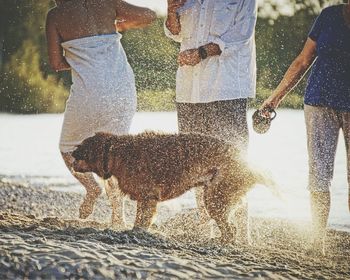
left=310, top=231, right=326, bottom=256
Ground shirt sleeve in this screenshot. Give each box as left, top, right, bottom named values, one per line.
left=209, top=0, right=257, bottom=51
left=308, top=10, right=325, bottom=42
left=164, top=18, right=183, bottom=43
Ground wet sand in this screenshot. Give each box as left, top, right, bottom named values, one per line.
left=0, top=181, right=350, bottom=279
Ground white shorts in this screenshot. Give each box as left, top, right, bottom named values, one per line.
left=304, top=104, right=350, bottom=192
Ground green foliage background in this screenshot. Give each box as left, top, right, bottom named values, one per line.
left=0, top=0, right=344, bottom=113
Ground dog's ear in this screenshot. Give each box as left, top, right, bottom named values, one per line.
left=95, top=132, right=113, bottom=138
left=72, top=134, right=97, bottom=161
left=94, top=132, right=110, bottom=146
left=72, top=145, right=85, bottom=160
left=95, top=132, right=105, bottom=137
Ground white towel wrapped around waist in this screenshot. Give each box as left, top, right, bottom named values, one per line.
left=59, top=33, right=136, bottom=153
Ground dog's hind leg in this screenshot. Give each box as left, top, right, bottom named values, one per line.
left=104, top=177, right=125, bottom=227
left=134, top=200, right=157, bottom=230
left=204, top=181, right=236, bottom=244
left=196, top=168, right=221, bottom=223
left=62, top=152, right=101, bottom=219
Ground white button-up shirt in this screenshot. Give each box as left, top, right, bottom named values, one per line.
left=165, top=0, right=257, bottom=103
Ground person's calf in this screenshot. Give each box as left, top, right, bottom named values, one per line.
left=310, top=191, right=331, bottom=255
left=61, top=151, right=102, bottom=219
left=233, top=198, right=251, bottom=245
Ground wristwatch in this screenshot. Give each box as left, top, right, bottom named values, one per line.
left=198, top=46, right=208, bottom=60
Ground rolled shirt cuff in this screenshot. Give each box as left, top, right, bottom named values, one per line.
left=209, top=35, right=253, bottom=54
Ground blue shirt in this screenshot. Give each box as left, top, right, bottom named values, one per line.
left=305, top=5, right=350, bottom=111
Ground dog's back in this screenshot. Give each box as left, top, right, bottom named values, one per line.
left=110, top=132, right=240, bottom=200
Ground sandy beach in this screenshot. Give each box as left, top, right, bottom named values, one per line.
left=0, top=180, right=349, bottom=279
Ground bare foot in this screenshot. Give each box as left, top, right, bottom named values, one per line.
left=197, top=211, right=211, bottom=225
left=111, top=215, right=125, bottom=227
left=79, top=188, right=102, bottom=219
left=220, top=225, right=236, bottom=245
left=307, top=236, right=326, bottom=257
left=236, top=233, right=252, bottom=246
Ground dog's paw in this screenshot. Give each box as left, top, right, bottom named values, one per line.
left=110, top=218, right=126, bottom=230
left=196, top=210, right=211, bottom=225
left=220, top=226, right=236, bottom=245
left=307, top=237, right=326, bottom=257
left=220, top=236, right=236, bottom=245
left=132, top=226, right=149, bottom=233
left=79, top=189, right=102, bottom=219
left=236, top=234, right=252, bottom=246
left=79, top=200, right=94, bottom=219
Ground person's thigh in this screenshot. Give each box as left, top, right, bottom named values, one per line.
left=208, top=99, right=249, bottom=153
left=304, top=105, right=340, bottom=192
left=177, top=102, right=208, bottom=134
left=177, top=99, right=248, bottom=152
left=340, top=111, right=350, bottom=189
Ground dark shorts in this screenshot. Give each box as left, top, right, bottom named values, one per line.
left=176, top=99, right=249, bottom=153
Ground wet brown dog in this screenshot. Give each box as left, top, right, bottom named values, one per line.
left=72, top=131, right=275, bottom=243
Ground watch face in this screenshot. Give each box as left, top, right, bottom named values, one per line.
left=199, top=46, right=208, bottom=59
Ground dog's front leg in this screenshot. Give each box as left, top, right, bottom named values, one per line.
left=104, top=178, right=125, bottom=227
left=134, top=200, right=157, bottom=230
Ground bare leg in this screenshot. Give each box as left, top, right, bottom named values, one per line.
left=310, top=191, right=330, bottom=254
left=62, top=152, right=101, bottom=219
left=134, top=200, right=157, bottom=230
left=341, top=112, right=350, bottom=213
left=104, top=177, right=125, bottom=227
left=233, top=197, right=250, bottom=245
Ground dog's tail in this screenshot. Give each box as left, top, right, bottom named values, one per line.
left=249, top=165, right=281, bottom=199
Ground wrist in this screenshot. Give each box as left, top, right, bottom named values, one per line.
left=270, top=92, right=284, bottom=106
left=167, top=7, right=179, bottom=14
left=199, top=43, right=222, bottom=59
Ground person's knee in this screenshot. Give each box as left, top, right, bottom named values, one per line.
left=308, top=178, right=331, bottom=193
left=61, top=151, right=74, bottom=170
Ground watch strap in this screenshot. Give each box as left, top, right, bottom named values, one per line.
left=198, top=46, right=208, bottom=60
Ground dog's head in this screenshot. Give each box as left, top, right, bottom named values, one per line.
left=72, top=132, right=113, bottom=178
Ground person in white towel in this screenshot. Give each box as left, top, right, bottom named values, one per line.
left=45, top=0, right=156, bottom=224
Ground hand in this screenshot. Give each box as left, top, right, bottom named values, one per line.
left=177, top=49, right=201, bottom=66
left=168, top=0, right=187, bottom=14
left=115, top=19, right=126, bottom=32
left=259, top=92, right=281, bottom=117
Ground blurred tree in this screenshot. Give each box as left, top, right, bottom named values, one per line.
left=121, top=18, right=179, bottom=92
left=0, top=0, right=67, bottom=113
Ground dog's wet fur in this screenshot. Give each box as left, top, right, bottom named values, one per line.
left=72, top=131, right=275, bottom=243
